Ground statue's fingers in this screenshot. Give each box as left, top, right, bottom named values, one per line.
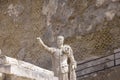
left=37, top=37, right=40, bottom=39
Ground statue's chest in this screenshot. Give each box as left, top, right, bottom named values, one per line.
left=54, top=49, right=67, bottom=60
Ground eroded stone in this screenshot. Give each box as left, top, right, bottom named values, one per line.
left=0, top=56, right=58, bottom=80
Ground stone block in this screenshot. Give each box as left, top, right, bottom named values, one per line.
left=0, top=56, right=58, bottom=80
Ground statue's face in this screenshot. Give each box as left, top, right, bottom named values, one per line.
left=57, top=36, right=64, bottom=47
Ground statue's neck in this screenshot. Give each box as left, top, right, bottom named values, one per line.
left=58, top=45, right=63, bottom=49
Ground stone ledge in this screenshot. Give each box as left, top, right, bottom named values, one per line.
left=0, top=55, right=58, bottom=80
left=0, top=55, right=53, bottom=75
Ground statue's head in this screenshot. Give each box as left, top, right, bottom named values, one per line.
left=57, top=36, right=64, bottom=48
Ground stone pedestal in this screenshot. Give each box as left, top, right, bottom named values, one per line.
left=0, top=55, right=58, bottom=80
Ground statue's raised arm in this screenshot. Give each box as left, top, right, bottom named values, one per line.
left=36, top=37, right=56, bottom=54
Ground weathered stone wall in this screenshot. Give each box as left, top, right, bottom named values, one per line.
left=0, top=0, right=120, bottom=70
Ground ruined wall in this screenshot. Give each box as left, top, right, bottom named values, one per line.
left=0, top=0, right=120, bottom=69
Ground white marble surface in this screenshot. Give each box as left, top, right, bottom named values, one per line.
left=0, top=56, right=58, bottom=80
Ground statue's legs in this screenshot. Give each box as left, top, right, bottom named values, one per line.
left=59, top=72, right=68, bottom=80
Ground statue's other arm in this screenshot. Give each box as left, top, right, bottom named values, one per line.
left=37, top=37, right=55, bottom=54
left=68, top=47, right=77, bottom=69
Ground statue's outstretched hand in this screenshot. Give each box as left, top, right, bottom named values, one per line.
left=37, top=37, right=45, bottom=46
left=37, top=37, right=41, bottom=40
left=36, top=37, right=43, bottom=43
left=36, top=37, right=52, bottom=53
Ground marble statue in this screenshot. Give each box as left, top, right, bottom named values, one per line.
left=37, top=36, right=77, bottom=80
